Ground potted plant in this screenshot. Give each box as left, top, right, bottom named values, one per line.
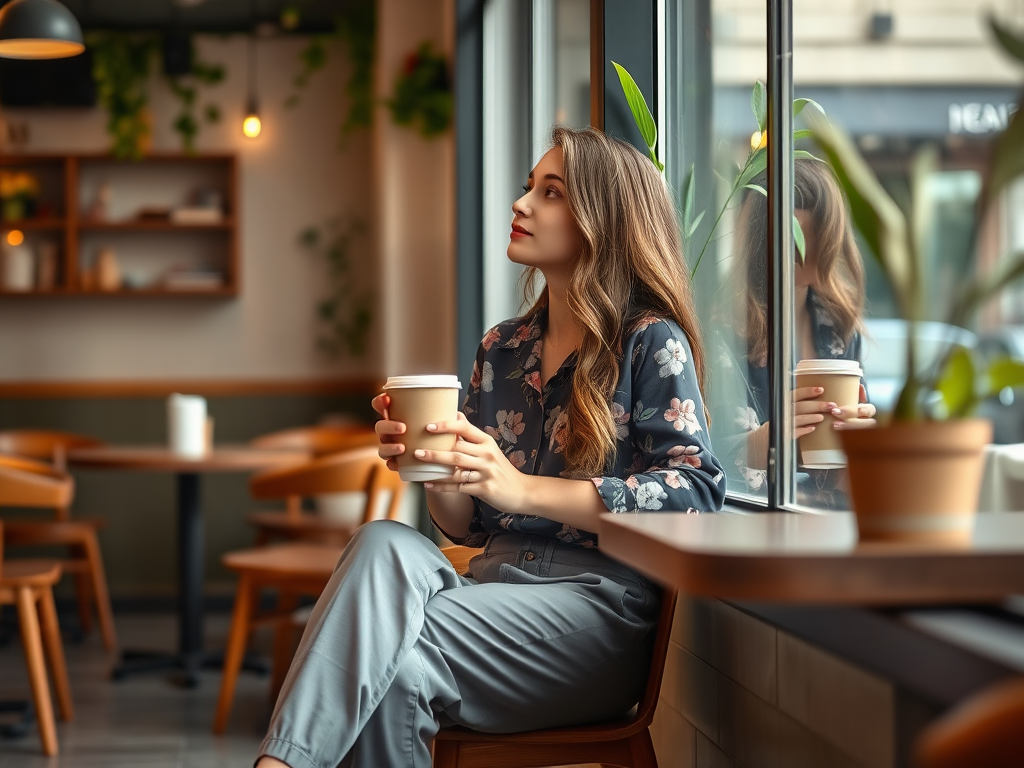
left=807, top=16, right=1024, bottom=543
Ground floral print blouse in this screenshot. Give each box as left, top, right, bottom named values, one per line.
left=446, top=308, right=726, bottom=549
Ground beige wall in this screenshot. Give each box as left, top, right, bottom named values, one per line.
left=0, top=34, right=381, bottom=383
left=375, top=0, right=457, bottom=378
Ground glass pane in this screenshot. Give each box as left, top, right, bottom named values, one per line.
left=668, top=0, right=770, bottom=503
left=554, top=0, right=590, bottom=129
left=790, top=2, right=1021, bottom=508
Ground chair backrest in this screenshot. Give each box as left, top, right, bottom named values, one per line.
left=250, top=446, right=406, bottom=526
left=0, top=462, right=75, bottom=512
left=915, top=676, right=1024, bottom=768
left=249, top=425, right=379, bottom=456
left=0, top=429, right=103, bottom=472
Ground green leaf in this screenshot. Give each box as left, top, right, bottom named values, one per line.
left=686, top=209, right=706, bottom=238
left=751, top=80, right=767, bottom=133
left=682, top=164, right=696, bottom=230
left=949, top=250, right=1024, bottom=327
left=986, top=358, right=1024, bottom=396
left=793, top=97, right=825, bottom=119
left=735, top=148, right=767, bottom=191
left=745, top=184, right=767, bottom=196
left=936, top=346, right=975, bottom=418
left=988, top=15, right=1024, bottom=65
left=612, top=61, right=657, bottom=154
left=793, top=129, right=813, bottom=141
left=793, top=213, right=806, bottom=264
left=793, top=149, right=822, bottom=161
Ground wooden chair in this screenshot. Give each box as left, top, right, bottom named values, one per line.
left=432, top=547, right=677, bottom=768
left=915, top=676, right=1024, bottom=768
left=0, top=430, right=117, bottom=651
left=212, top=446, right=405, bottom=734
left=0, top=469, right=75, bottom=757
left=246, top=424, right=383, bottom=545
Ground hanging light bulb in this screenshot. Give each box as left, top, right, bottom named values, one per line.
left=242, top=95, right=261, bottom=138
left=241, top=23, right=261, bottom=138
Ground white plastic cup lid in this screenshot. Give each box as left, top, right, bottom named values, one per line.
left=383, top=375, right=462, bottom=390
left=794, top=359, right=863, bottom=377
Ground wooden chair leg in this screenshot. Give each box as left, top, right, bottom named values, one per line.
left=37, top=585, right=74, bottom=722
left=81, top=531, right=117, bottom=651
left=73, top=566, right=93, bottom=635
left=269, top=590, right=300, bottom=703
left=16, top=585, right=58, bottom=756
left=213, top=573, right=255, bottom=734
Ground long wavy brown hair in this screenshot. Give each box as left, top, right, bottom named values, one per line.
left=520, top=127, right=708, bottom=479
left=735, top=158, right=866, bottom=365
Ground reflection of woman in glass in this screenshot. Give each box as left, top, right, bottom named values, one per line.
left=721, top=158, right=876, bottom=506
left=255, top=127, right=725, bottom=768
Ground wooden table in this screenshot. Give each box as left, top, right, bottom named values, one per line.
left=68, top=445, right=308, bottom=686
left=597, top=511, right=1024, bottom=604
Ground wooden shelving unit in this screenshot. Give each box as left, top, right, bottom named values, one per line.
left=0, top=152, right=238, bottom=298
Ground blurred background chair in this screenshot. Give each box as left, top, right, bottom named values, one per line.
left=246, top=424, right=383, bottom=546
left=0, top=468, right=76, bottom=757
left=431, top=551, right=676, bottom=768
left=212, top=446, right=405, bottom=734
left=915, top=676, right=1024, bottom=768
left=0, top=430, right=117, bottom=651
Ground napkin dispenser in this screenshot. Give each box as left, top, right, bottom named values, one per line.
left=167, top=393, right=208, bottom=457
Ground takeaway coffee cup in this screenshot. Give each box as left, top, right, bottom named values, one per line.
left=383, top=375, right=463, bottom=482
left=794, top=359, right=863, bottom=469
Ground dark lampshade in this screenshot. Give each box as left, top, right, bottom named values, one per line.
left=0, top=0, right=84, bottom=59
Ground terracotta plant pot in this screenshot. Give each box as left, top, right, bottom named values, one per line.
left=840, top=419, right=992, bottom=545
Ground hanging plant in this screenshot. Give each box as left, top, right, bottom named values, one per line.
left=88, top=32, right=160, bottom=160
left=166, top=53, right=226, bottom=154
left=386, top=42, right=452, bottom=138
left=284, top=0, right=376, bottom=148
left=299, top=217, right=375, bottom=358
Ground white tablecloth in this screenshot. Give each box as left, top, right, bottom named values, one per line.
left=978, top=443, right=1024, bottom=513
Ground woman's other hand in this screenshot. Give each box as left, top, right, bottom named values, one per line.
left=416, top=413, right=529, bottom=515
left=833, top=383, right=877, bottom=431
left=793, top=385, right=840, bottom=438
left=372, top=393, right=406, bottom=472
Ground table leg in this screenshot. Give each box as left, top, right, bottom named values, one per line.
left=178, top=472, right=203, bottom=687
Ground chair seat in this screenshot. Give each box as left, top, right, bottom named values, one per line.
left=221, top=544, right=345, bottom=578
left=0, top=559, right=62, bottom=587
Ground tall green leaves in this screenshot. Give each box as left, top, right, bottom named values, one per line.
left=611, top=61, right=663, bottom=172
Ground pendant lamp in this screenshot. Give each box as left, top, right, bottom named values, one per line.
left=241, top=33, right=260, bottom=138
left=0, top=0, right=84, bottom=59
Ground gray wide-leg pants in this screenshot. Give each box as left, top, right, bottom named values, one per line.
left=258, top=519, right=660, bottom=768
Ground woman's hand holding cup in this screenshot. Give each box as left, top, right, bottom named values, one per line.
left=372, top=393, right=406, bottom=472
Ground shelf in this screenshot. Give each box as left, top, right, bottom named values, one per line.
left=78, top=219, right=235, bottom=232
left=0, top=153, right=238, bottom=297
left=0, top=217, right=66, bottom=231
left=0, top=287, right=236, bottom=298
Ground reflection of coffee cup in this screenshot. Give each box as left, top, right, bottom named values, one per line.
left=794, top=359, right=863, bottom=469
left=384, top=375, right=463, bottom=482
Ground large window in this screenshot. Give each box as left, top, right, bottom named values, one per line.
left=463, top=0, right=1024, bottom=511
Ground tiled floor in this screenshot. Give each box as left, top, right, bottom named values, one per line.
left=1, top=611, right=601, bottom=768
left=0, top=612, right=271, bottom=767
